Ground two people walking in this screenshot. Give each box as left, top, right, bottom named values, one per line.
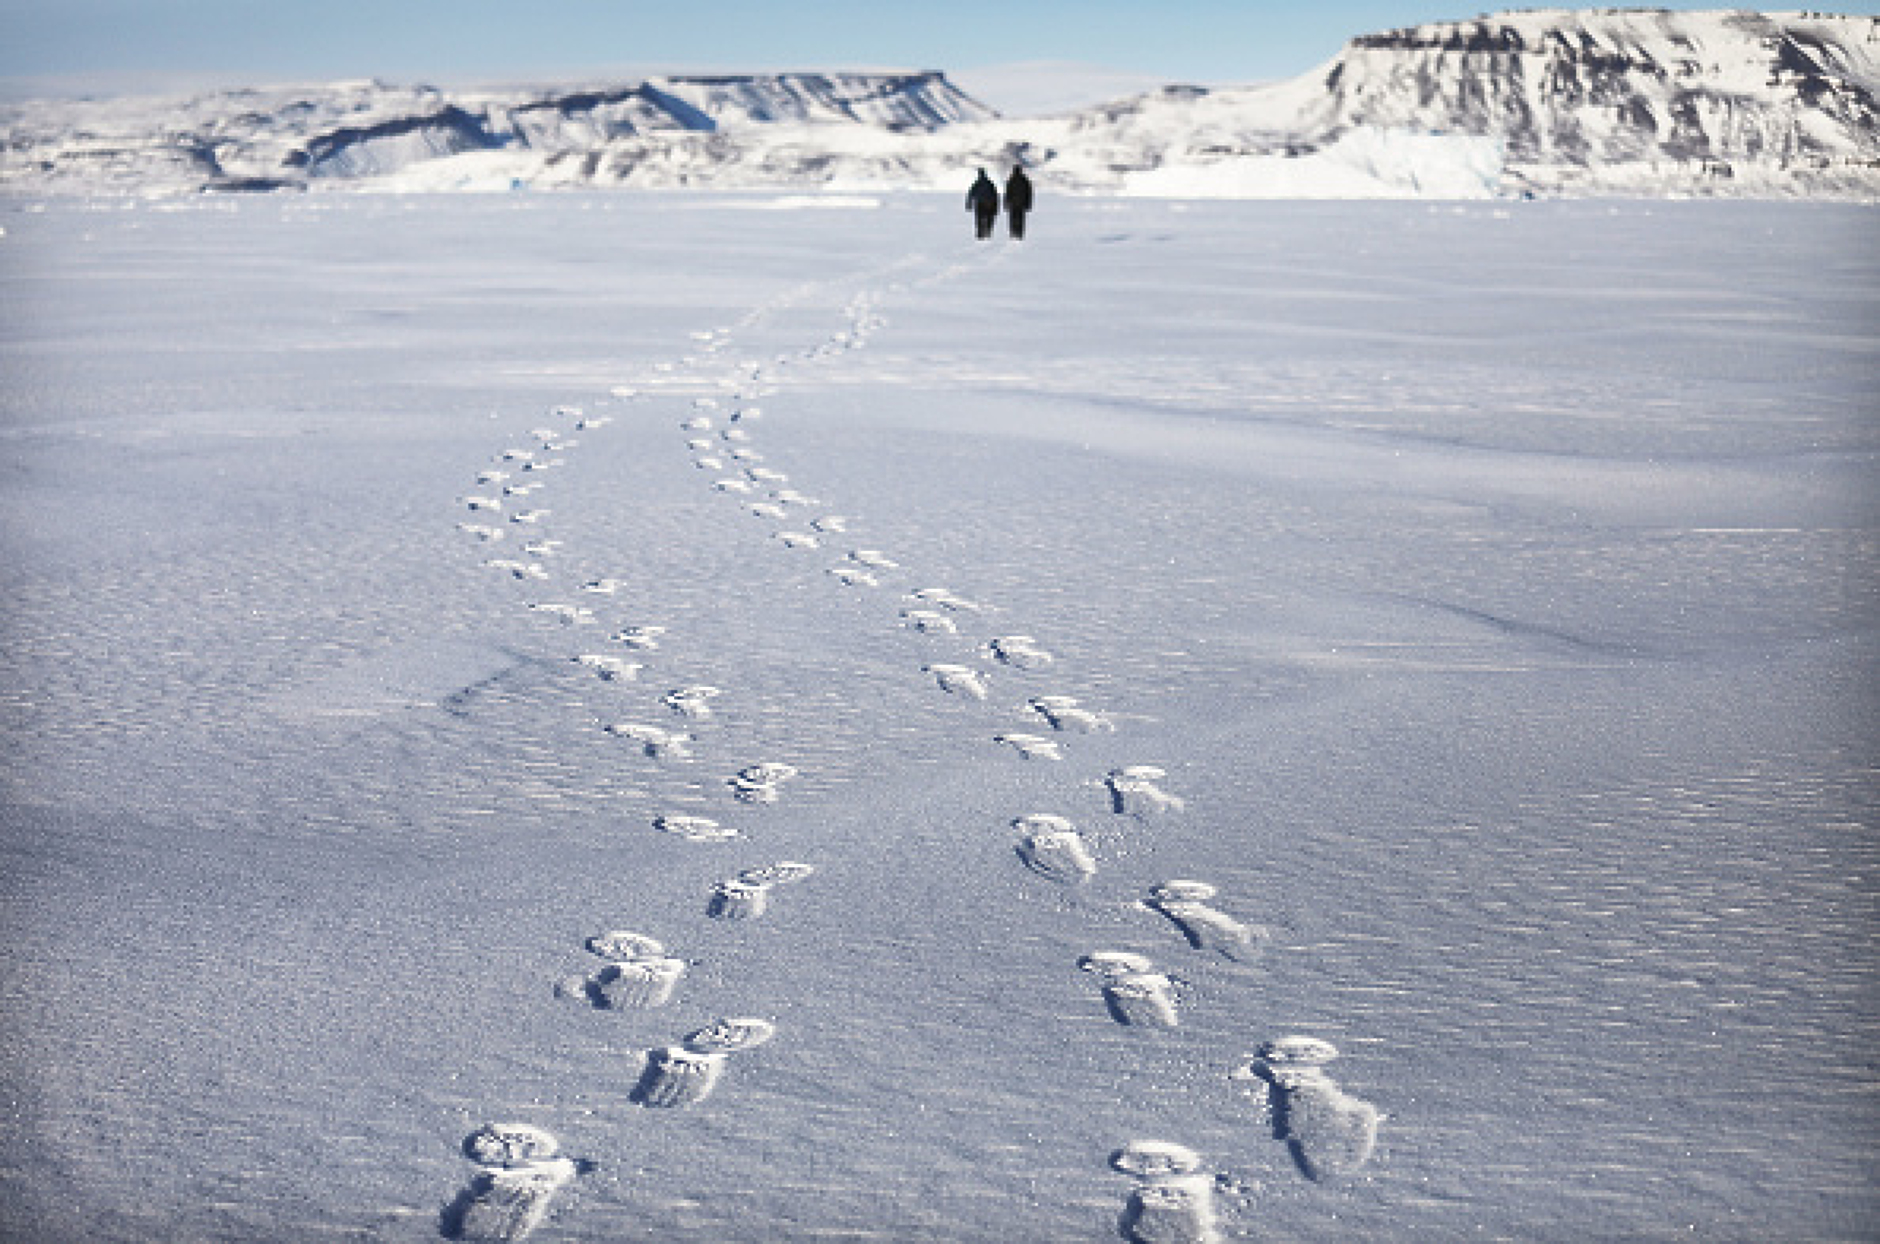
left=968, top=166, right=1033, bottom=241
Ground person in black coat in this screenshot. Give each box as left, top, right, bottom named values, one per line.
left=966, top=168, right=999, bottom=240
left=1004, top=166, right=1034, bottom=240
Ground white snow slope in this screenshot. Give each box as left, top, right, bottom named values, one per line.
left=0, top=194, right=1876, bottom=1243
left=3, top=10, right=1878, bottom=200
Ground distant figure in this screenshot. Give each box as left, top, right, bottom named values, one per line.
left=966, top=168, right=999, bottom=240
left=1005, top=166, right=1034, bottom=240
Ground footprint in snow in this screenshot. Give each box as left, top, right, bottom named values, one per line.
left=901, top=609, right=958, bottom=635
left=528, top=603, right=595, bottom=626
left=1013, top=814, right=1096, bottom=884
left=926, top=664, right=989, bottom=700
left=849, top=549, right=898, bottom=571
left=1109, top=1140, right=1222, bottom=1244
left=664, top=686, right=721, bottom=718
left=653, top=814, right=738, bottom=842
left=774, top=531, right=820, bottom=550
left=736, top=860, right=818, bottom=886
left=706, top=860, right=815, bottom=920
left=705, top=879, right=769, bottom=921
left=1145, top=881, right=1267, bottom=963
left=632, top=1017, right=776, bottom=1108
left=1079, top=952, right=1179, bottom=1028
left=828, top=567, right=880, bottom=588
left=574, top=654, right=641, bottom=681
left=987, top=636, right=1052, bottom=670
left=730, top=762, right=798, bottom=804
left=443, top=1124, right=581, bottom=1242
left=995, top=733, right=1062, bottom=761
left=908, top=587, right=982, bottom=613
left=1030, top=695, right=1113, bottom=733
left=557, top=930, right=687, bottom=1010
left=811, top=516, right=850, bottom=534
left=611, top=626, right=665, bottom=650
left=1240, top=1037, right=1383, bottom=1183
left=604, top=723, right=692, bottom=759
left=1107, top=766, right=1184, bottom=817
left=465, top=496, right=503, bottom=514
left=458, top=524, right=505, bottom=542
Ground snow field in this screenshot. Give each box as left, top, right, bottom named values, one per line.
left=0, top=192, right=1876, bottom=1241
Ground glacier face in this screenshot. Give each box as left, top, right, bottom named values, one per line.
left=2, top=11, right=1876, bottom=199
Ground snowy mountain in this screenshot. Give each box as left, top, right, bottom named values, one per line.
left=1014, top=8, right=1880, bottom=198
left=3, top=11, right=1877, bottom=199
left=0, top=73, right=996, bottom=195
left=1319, top=9, right=1880, bottom=196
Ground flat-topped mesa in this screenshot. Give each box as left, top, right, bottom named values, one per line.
left=1322, top=11, right=1880, bottom=184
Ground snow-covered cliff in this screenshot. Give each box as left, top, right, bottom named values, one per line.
left=1318, top=9, right=1880, bottom=195
left=998, top=9, right=1880, bottom=198
left=3, top=11, right=1876, bottom=199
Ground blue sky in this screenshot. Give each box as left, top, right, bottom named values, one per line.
left=5, top=1, right=1879, bottom=100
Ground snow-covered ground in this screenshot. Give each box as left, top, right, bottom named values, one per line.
left=0, top=192, right=1875, bottom=1242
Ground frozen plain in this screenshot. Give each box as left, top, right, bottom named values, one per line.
left=0, top=191, right=1876, bottom=1242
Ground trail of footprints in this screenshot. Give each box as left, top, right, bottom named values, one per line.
left=444, top=252, right=1380, bottom=1240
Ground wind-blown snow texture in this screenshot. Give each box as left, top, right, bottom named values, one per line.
left=3, top=10, right=1878, bottom=199
left=1, top=192, right=1876, bottom=1241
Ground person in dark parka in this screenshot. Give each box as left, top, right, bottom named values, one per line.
left=967, top=168, right=999, bottom=240
left=1004, top=166, right=1034, bottom=240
